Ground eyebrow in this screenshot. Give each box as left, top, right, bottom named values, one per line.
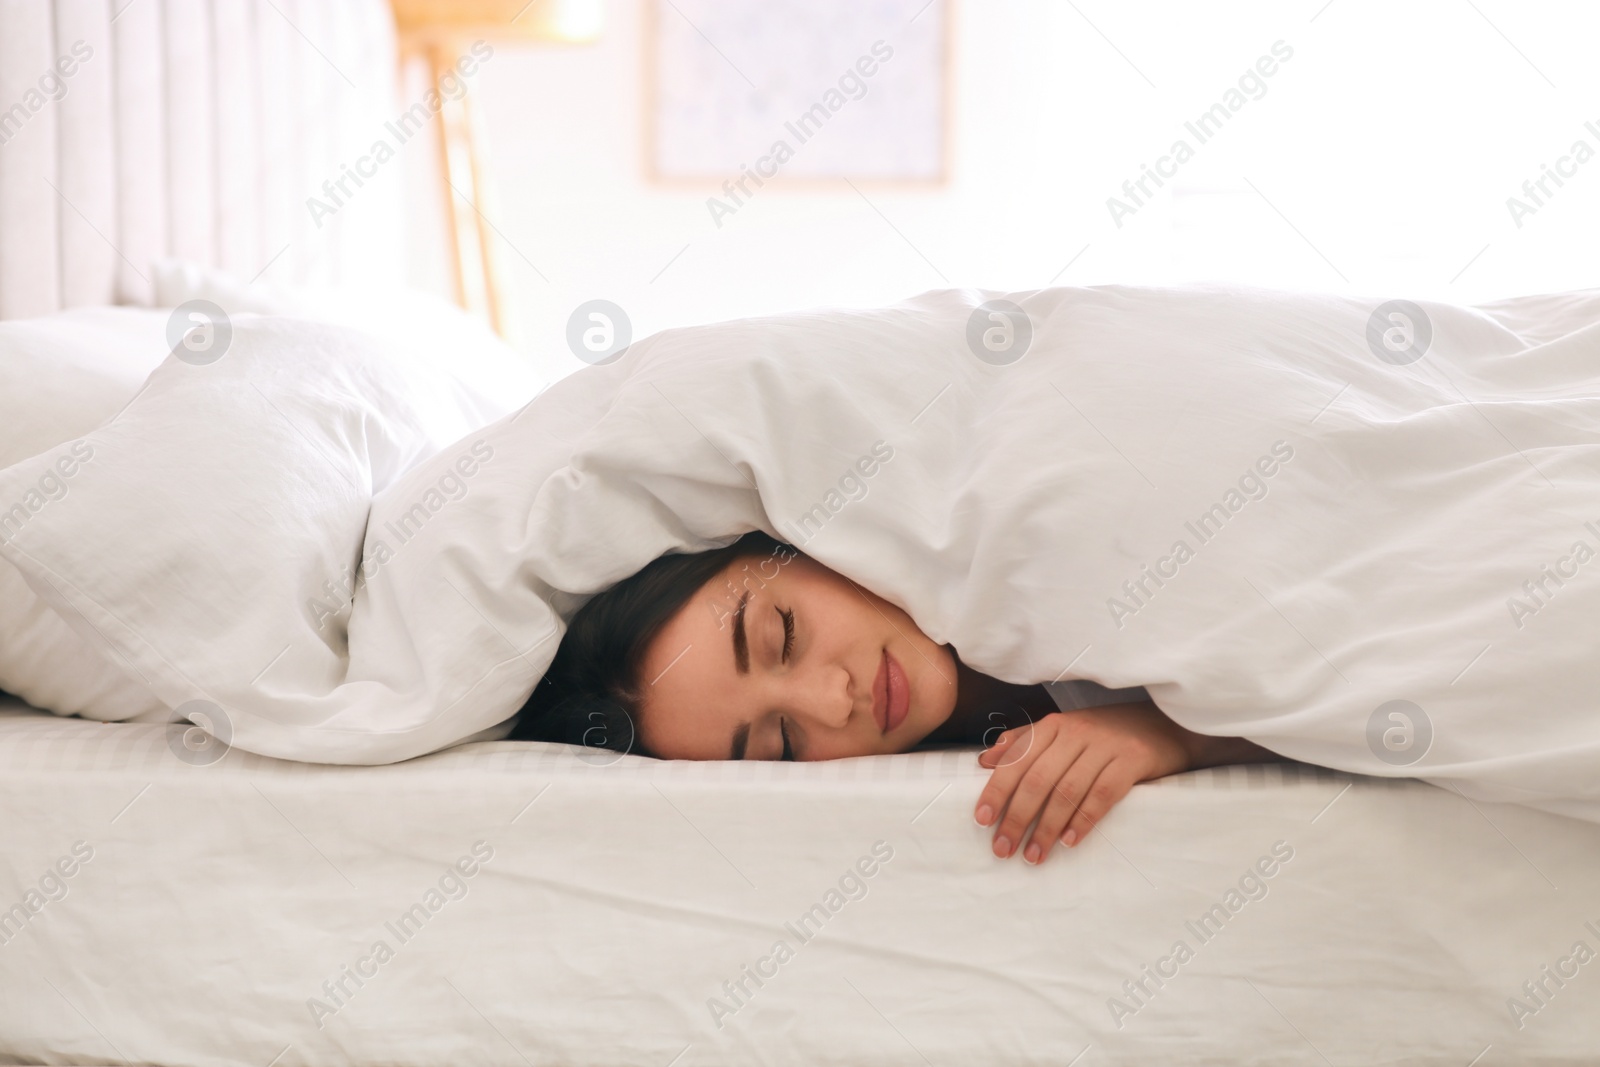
left=730, top=590, right=750, bottom=674
left=727, top=590, right=754, bottom=760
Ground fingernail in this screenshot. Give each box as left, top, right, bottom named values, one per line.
left=994, top=835, right=1012, bottom=857
left=1061, top=829, right=1077, bottom=847
left=975, top=804, right=994, bottom=826
left=1024, top=842, right=1041, bottom=864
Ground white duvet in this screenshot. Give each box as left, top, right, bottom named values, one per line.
left=3, top=283, right=1599, bottom=825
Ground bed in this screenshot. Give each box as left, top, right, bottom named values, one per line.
left=6, top=693, right=1600, bottom=1066
left=5, top=2, right=1600, bottom=1065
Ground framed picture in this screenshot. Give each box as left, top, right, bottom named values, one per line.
left=647, top=0, right=949, bottom=184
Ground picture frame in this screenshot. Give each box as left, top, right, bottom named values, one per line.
left=646, top=0, right=950, bottom=185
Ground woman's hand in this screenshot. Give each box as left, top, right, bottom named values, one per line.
left=973, top=703, right=1194, bottom=865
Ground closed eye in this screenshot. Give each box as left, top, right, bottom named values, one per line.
left=779, top=607, right=795, bottom=662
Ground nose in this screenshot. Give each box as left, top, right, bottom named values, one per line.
left=787, top=662, right=854, bottom=730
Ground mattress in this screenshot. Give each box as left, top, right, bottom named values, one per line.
left=9, top=697, right=1600, bottom=1062
left=3, top=697, right=1598, bottom=1066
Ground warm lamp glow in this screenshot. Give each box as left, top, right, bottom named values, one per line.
left=390, top=0, right=603, bottom=45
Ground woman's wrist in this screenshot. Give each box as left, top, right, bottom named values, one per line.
left=1178, top=726, right=1282, bottom=770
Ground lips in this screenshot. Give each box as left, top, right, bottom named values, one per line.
left=872, top=650, right=911, bottom=734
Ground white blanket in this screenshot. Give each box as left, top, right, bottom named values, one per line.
left=3, top=284, right=1599, bottom=824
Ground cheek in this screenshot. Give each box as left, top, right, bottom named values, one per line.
left=633, top=686, right=689, bottom=759
left=854, top=590, right=954, bottom=707
left=868, top=592, right=933, bottom=652
left=916, top=645, right=958, bottom=715
left=636, top=697, right=699, bottom=760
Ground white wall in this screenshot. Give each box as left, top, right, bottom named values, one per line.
left=464, top=0, right=1600, bottom=375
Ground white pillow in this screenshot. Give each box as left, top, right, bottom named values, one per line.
left=0, top=308, right=174, bottom=721
left=149, top=259, right=569, bottom=392
left=1, top=284, right=544, bottom=731
left=0, top=307, right=170, bottom=454
left=0, top=314, right=536, bottom=754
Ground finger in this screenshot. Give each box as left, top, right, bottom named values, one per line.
left=992, top=732, right=1085, bottom=859
left=978, top=718, right=1045, bottom=770
left=972, top=721, right=1057, bottom=837
left=1024, top=751, right=1113, bottom=863
left=1060, top=761, right=1136, bottom=849
left=972, top=716, right=1049, bottom=819
left=1025, top=752, right=1118, bottom=864
left=977, top=733, right=1010, bottom=768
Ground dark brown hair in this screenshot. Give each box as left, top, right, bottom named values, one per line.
left=509, top=531, right=796, bottom=757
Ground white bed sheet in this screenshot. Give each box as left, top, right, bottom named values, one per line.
left=3, top=696, right=1598, bottom=1066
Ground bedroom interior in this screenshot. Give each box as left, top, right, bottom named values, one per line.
left=3, top=1, right=1600, bottom=1065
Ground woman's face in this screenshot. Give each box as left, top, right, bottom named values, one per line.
left=635, top=549, right=958, bottom=761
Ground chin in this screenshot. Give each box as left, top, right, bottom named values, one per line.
left=897, top=727, right=935, bottom=755
left=900, top=691, right=949, bottom=749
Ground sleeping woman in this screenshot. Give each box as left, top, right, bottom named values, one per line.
left=512, top=531, right=1280, bottom=866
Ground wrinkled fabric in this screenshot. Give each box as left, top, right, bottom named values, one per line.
left=5, top=285, right=1600, bottom=825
